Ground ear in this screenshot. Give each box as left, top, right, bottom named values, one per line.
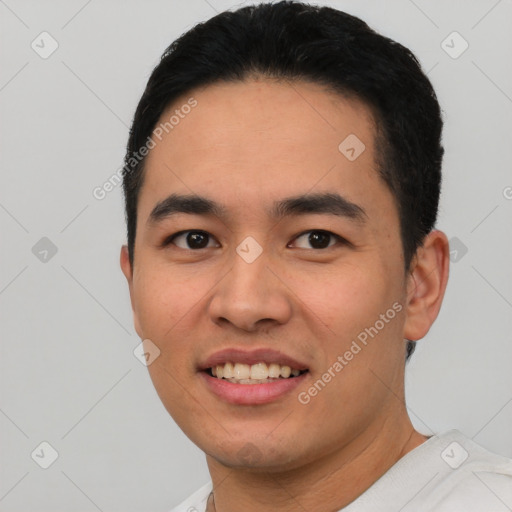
left=403, top=230, right=450, bottom=341
left=120, top=245, right=142, bottom=337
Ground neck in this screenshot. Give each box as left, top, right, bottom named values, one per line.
left=205, top=414, right=428, bottom=512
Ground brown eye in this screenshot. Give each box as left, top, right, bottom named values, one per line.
left=165, top=230, right=219, bottom=250
left=290, top=230, right=344, bottom=250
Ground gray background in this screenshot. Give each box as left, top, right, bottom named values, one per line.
left=1, top=0, right=511, bottom=510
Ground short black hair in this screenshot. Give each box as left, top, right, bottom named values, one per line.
left=122, top=0, right=444, bottom=360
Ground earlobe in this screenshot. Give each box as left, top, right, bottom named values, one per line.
left=120, top=245, right=133, bottom=283
left=120, top=245, right=142, bottom=337
left=403, top=230, right=450, bottom=341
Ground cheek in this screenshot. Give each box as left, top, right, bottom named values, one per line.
left=132, top=263, right=204, bottom=337
left=131, top=262, right=220, bottom=378
left=290, top=260, right=406, bottom=375
left=294, top=264, right=390, bottom=336
left=132, top=267, right=202, bottom=418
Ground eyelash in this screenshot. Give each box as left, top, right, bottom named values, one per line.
left=161, top=229, right=349, bottom=250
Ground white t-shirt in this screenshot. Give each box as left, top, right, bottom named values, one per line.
left=169, top=429, right=512, bottom=511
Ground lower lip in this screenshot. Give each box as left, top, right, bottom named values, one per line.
left=199, top=370, right=309, bottom=405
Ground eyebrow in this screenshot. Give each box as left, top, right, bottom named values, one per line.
left=147, top=192, right=368, bottom=226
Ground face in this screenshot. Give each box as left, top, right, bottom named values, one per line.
left=121, top=78, right=418, bottom=471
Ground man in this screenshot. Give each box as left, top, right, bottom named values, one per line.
left=120, top=2, right=512, bottom=510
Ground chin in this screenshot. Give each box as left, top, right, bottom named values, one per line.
left=204, top=436, right=310, bottom=473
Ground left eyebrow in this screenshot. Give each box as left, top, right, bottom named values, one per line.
left=271, top=192, right=367, bottom=224
left=147, top=192, right=368, bottom=226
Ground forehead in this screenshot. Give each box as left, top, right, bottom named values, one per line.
left=138, top=78, right=396, bottom=228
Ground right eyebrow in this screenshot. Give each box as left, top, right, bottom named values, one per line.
left=147, top=194, right=227, bottom=226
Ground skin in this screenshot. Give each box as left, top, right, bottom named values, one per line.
left=120, top=78, right=449, bottom=512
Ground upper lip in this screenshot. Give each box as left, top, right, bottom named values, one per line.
left=199, top=348, right=309, bottom=371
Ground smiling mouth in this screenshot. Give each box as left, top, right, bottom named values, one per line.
left=204, top=361, right=309, bottom=384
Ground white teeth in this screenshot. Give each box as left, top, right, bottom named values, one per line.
left=209, top=361, right=305, bottom=381
left=226, top=378, right=281, bottom=384
left=250, top=362, right=268, bottom=380
left=223, top=362, right=234, bottom=379
left=280, top=365, right=291, bottom=378
left=233, top=362, right=250, bottom=379
left=268, top=363, right=281, bottom=378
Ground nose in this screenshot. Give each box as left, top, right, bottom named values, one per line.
left=208, top=249, right=293, bottom=332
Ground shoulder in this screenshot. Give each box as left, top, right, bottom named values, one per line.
left=342, top=429, right=512, bottom=512
left=420, top=430, right=512, bottom=511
